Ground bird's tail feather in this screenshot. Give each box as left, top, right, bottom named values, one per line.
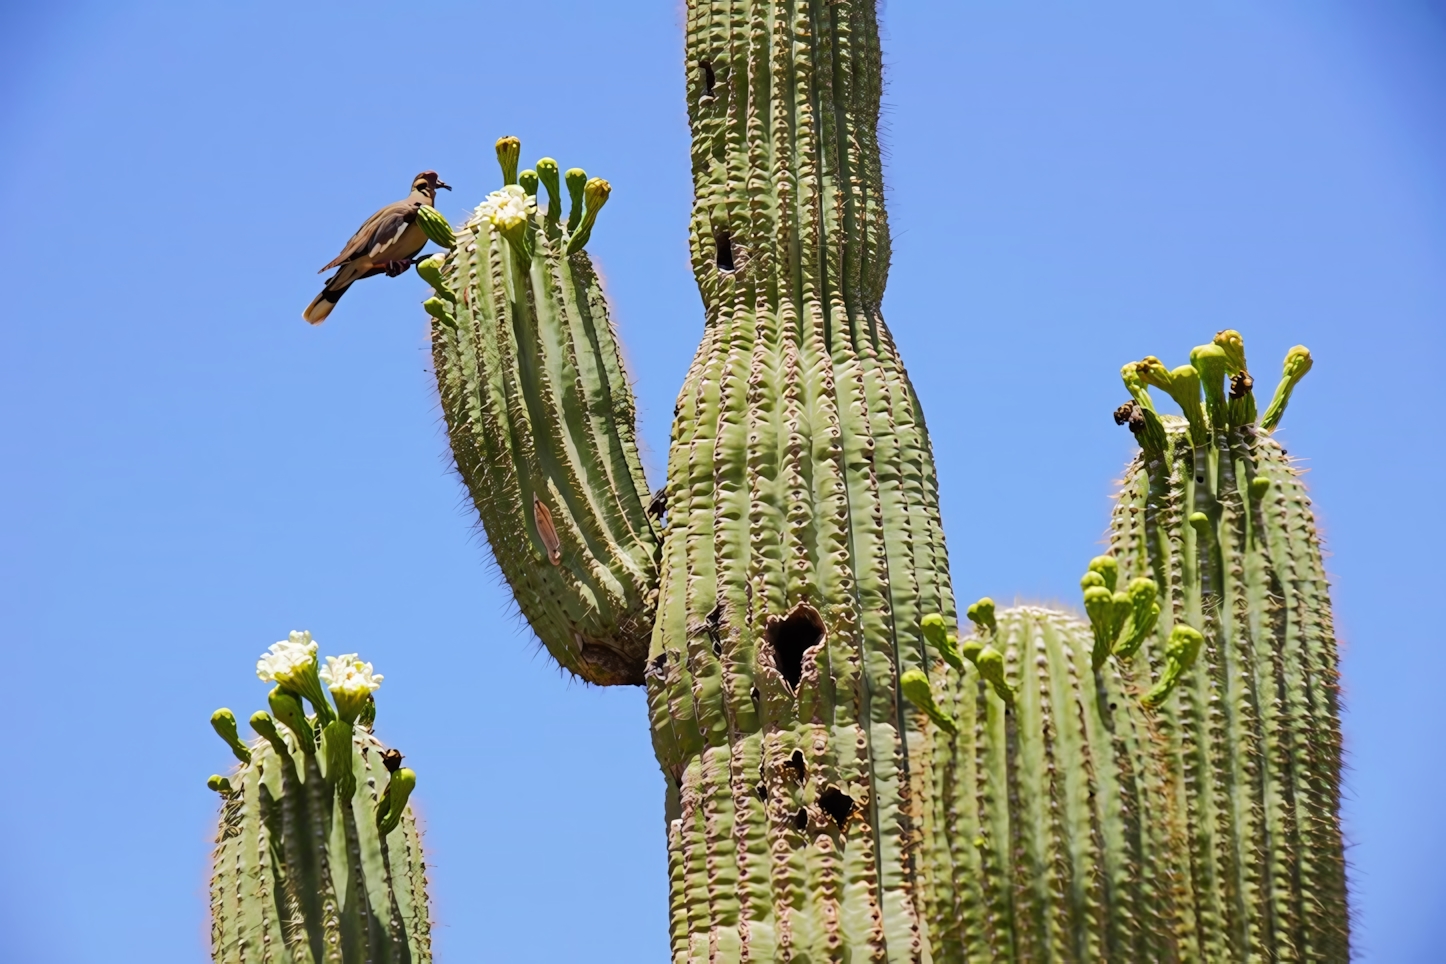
left=303, top=281, right=348, bottom=324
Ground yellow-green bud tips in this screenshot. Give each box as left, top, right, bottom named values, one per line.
left=900, top=669, right=956, bottom=734
left=211, top=708, right=252, bottom=764
left=1143, top=624, right=1205, bottom=707
left=1191, top=342, right=1230, bottom=430
left=1114, top=577, right=1160, bottom=659
left=1249, top=475, right=1271, bottom=500
left=322, top=719, right=357, bottom=799
left=377, top=768, right=417, bottom=836
left=975, top=645, right=1014, bottom=704
left=1080, top=570, right=1106, bottom=591
left=495, top=135, right=521, bottom=184
left=207, top=774, right=233, bottom=794
left=1260, top=345, right=1313, bottom=432
left=921, top=613, right=964, bottom=672
left=565, top=177, right=612, bottom=255
left=965, top=597, right=997, bottom=637
left=249, top=711, right=289, bottom=754
left=268, top=686, right=315, bottom=753
left=256, top=631, right=335, bottom=724
left=1084, top=585, right=1117, bottom=670
left=1087, top=556, right=1118, bottom=593
left=1188, top=511, right=1211, bottom=538
left=518, top=169, right=539, bottom=197
left=564, top=167, right=587, bottom=233
left=1214, top=329, right=1248, bottom=374
left=414, top=204, right=455, bottom=250
left=535, top=158, right=562, bottom=223
left=415, top=256, right=451, bottom=299
left=1134, top=356, right=1173, bottom=394
left=1166, top=363, right=1208, bottom=444
left=1121, top=362, right=1157, bottom=412
left=319, top=654, right=383, bottom=723
left=423, top=297, right=455, bottom=328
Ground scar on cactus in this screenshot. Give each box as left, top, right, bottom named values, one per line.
left=207, top=631, right=430, bottom=964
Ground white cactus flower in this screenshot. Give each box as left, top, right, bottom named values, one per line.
left=256, top=630, right=319, bottom=685
left=474, top=186, right=534, bottom=234
left=320, top=653, right=384, bottom=696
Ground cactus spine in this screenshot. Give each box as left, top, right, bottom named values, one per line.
left=208, top=637, right=430, bottom=963
left=416, top=2, right=1347, bottom=960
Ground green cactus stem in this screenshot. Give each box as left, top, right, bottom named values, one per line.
left=209, top=638, right=428, bottom=964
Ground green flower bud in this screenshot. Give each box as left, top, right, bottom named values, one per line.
left=322, top=719, right=356, bottom=799
left=267, top=687, right=315, bottom=754
left=518, top=169, right=539, bottom=198
left=207, top=774, right=233, bottom=795
left=960, top=636, right=984, bottom=665
left=495, top=135, right=521, bottom=185
left=1248, top=475, right=1271, bottom=501
left=920, top=613, right=964, bottom=673
left=1084, top=585, right=1117, bottom=670
left=900, top=668, right=957, bottom=734
left=1213, top=329, right=1248, bottom=375
left=1109, top=590, right=1133, bottom=644
left=249, top=711, right=290, bottom=755
left=1087, top=556, right=1118, bottom=592
left=1165, top=363, right=1208, bottom=445
left=565, top=177, right=612, bottom=255
left=1260, top=345, right=1313, bottom=432
left=414, top=255, right=452, bottom=300
left=414, top=204, right=455, bottom=250
left=1114, top=577, right=1160, bottom=659
left=965, top=597, right=997, bottom=637
left=377, top=768, right=417, bottom=836
left=1188, top=512, right=1211, bottom=539
left=976, top=644, right=1014, bottom=705
left=210, top=708, right=252, bottom=764
left=1143, top=624, right=1205, bottom=707
left=1191, top=342, right=1230, bottom=431
left=564, top=167, right=588, bottom=233
left=1080, top=570, right=1106, bottom=591
left=1120, top=362, right=1157, bottom=413
left=535, top=158, right=562, bottom=224
left=1134, top=356, right=1174, bottom=393
left=423, top=296, right=455, bottom=328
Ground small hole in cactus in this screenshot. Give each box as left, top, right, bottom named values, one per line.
left=765, top=604, right=825, bottom=692
left=713, top=639, right=723, bottom=657
left=786, top=749, right=807, bottom=781
left=715, top=230, right=735, bottom=272
left=756, top=782, right=768, bottom=802
left=1109, top=701, right=1118, bottom=711
left=700, top=59, right=715, bottom=95
left=819, top=786, right=856, bottom=832
left=794, top=807, right=808, bottom=831
left=750, top=686, right=760, bottom=704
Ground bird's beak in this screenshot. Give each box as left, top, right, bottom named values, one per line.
left=436, top=180, right=452, bottom=191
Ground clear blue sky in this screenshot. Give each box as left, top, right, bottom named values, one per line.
left=2, top=2, right=1442, bottom=960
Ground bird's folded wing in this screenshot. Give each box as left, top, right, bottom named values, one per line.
left=319, top=200, right=419, bottom=272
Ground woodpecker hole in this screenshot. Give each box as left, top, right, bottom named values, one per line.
left=793, top=807, right=809, bottom=831
left=755, top=782, right=768, bottom=802
left=786, top=749, right=807, bottom=782
left=765, top=604, right=825, bottom=692
left=700, top=60, right=716, bottom=95
left=715, top=230, right=735, bottom=272
left=819, top=786, right=856, bottom=832
left=380, top=749, right=404, bottom=773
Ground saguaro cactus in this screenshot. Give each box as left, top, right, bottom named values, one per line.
left=207, top=634, right=430, bottom=964
left=414, top=2, right=1347, bottom=960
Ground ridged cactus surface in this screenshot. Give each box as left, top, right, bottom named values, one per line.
left=208, top=634, right=429, bottom=964
left=412, top=0, right=1348, bottom=959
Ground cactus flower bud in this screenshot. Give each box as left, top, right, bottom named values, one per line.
left=1260, top=345, right=1312, bottom=432
left=518, top=168, right=539, bottom=197
left=322, top=719, right=357, bottom=799
left=965, top=597, right=997, bottom=637
left=1190, top=342, right=1229, bottom=431
left=1165, top=363, right=1208, bottom=444
left=1188, top=512, right=1211, bottom=538
left=249, top=710, right=290, bottom=755
left=975, top=645, right=1014, bottom=704
left=920, top=613, right=963, bottom=673
left=900, top=668, right=957, bottom=734
left=1213, top=329, right=1248, bottom=375
left=1080, top=570, right=1106, bottom=591
left=377, top=768, right=417, bottom=836
left=423, top=296, right=455, bottom=328
left=1143, top=624, right=1205, bottom=707
left=495, top=135, right=521, bottom=184
left=1114, top=577, right=1160, bottom=659
left=564, top=167, right=588, bottom=233
left=1133, top=356, right=1173, bottom=394
left=1120, top=362, right=1157, bottom=413
left=1087, top=556, right=1118, bottom=593
left=535, top=157, right=562, bottom=223
left=565, top=177, right=613, bottom=255
left=207, top=774, right=233, bottom=794
left=211, top=708, right=252, bottom=764
left=268, top=686, right=315, bottom=753
left=1249, top=475, right=1271, bottom=500
left=414, top=204, right=455, bottom=250
left=1083, top=585, right=1117, bottom=669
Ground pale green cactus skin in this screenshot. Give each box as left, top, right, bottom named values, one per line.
left=421, top=0, right=1347, bottom=959
left=209, top=723, right=430, bottom=963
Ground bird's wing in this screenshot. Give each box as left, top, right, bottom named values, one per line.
left=319, top=197, right=422, bottom=273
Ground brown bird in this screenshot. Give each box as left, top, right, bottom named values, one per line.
left=303, top=171, right=452, bottom=324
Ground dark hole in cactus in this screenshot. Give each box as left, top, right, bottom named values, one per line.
left=715, top=230, right=735, bottom=272
left=793, top=807, right=808, bottom=831
left=765, top=605, right=825, bottom=692
left=1109, top=702, right=1118, bottom=711
left=700, top=59, right=715, bottom=95
left=819, top=786, right=856, bottom=831
left=713, top=640, right=723, bottom=656
left=750, top=686, right=760, bottom=704
left=756, top=782, right=768, bottom=802
left=381, top=749, right=403, bottom=773
left=786, top=749, right=807, bottom=781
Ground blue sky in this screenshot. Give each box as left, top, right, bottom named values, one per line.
left=1, top=1, right=1442, bottom=960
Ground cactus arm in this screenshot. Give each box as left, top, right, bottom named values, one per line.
left=429, top=173, right=660, bottom=684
